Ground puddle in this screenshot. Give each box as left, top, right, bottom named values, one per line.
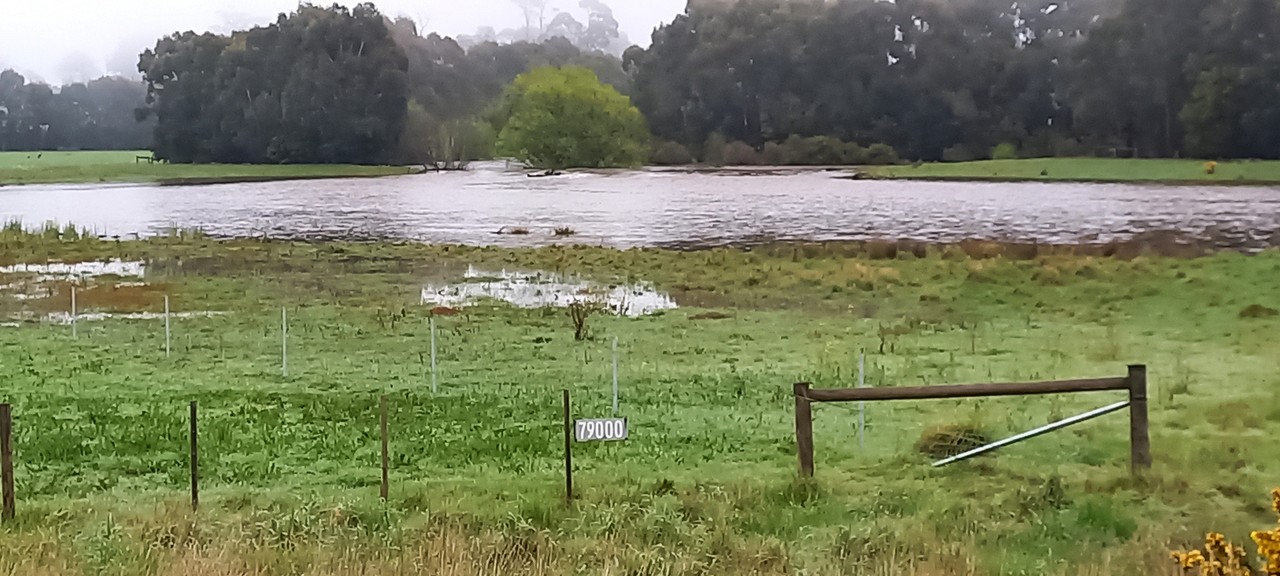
left=1, top=259, right=165, bottom=323
left=11, top=311, right=227, bottom=326
left=0, top=260, right=146, bottom=280
left=421, top=265, right=677, bottom=317
left=52, top=311, right=225, bottom=324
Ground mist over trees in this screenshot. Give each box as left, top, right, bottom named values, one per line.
left=457, top=0, right=632, bottom=56
left=0, top=70, right=152, bottom=151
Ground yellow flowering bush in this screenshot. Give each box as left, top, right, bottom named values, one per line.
left=1173, top=489, right=1280, bottom=576
left=1205, top=161, right=1219, bottom=175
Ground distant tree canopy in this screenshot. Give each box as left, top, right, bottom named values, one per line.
left=0, top=70, right=152, bottom=152
left=495, top=67, right=649, bottom=169
left=386, top=18, right=628, bottom=165
left=627, top=0, right=1280, bottom=161
left=11, top=0, right=1270, bottom=164
left=138, top=3, right=409, bottom=164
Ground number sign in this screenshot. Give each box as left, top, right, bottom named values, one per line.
left=575, top=418, right=628, bottom=442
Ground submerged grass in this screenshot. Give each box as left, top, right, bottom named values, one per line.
left=862, top=158, right=1280, bottom=184
left=0, top=229, right=1278, bottom=574
left=0, top=151, right=413, bottom=186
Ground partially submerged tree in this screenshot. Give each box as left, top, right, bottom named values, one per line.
left=495, top=66, right=649, bottom=170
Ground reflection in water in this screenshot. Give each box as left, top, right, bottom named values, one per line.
left=2, top=163, right=1279, bottom=250
left=421, top=265, right=677, bottom=317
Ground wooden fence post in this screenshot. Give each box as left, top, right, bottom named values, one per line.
left=189, top=401, right=199, bottom=511
left=562, top=390, right=573, bottom=501
left=1127, top=365, right=1151, bottom=473
left=380, top=396, right=389, bottom=501
left=2, top=403, right=15, bottom=521
left=794, top=383, right=815, bottom=478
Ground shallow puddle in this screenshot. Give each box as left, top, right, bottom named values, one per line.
left=0, top=259, right=160, bottom=322
left=40, top=311, right=226, bottom=325
left=0, top=259, right=146, bottom=279
left=421, top=265, right=677, bottom=317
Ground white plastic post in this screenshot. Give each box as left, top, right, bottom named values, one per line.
left=282, top=307, right=288, bottom=378
left=71, top=285, right=77, bottom=339
left=430, top=316, right=438, bottom=393
left=858, top=352, right=866, bottom=450
left=612, top=337, right=619, bottom=415
left=164, top=295, right=171, bottom=358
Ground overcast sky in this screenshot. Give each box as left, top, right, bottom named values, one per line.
left=0, top=0, right=685, bottom=85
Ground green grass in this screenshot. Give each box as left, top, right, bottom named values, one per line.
left=862, top=157, right=1280, bottom=184
left=0, top=150, right=415, bottom=186
left=1, top=229, right=1278, bottom=575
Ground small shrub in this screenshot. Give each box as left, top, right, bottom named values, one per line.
left=865, top=143, right=900, bottom=165
left=1204, top=161, right=1219, bottom=175
left=942, top=144, right=982, bottom=162
left=1239, top=304, right=1279, bottom=319
left=723, top=141, right=763, bottom=165
left=991, top=142, right=1019, bottom=160
left=914, top=423, right=990, bottom=459
left=567, top=298, right=604, bottom=341
left=762, top=142, right=786, bottom=165
left=651, top=141, right=694, bottom=165
left=1172, top=489, right=1280, bottom=576
left=702, top=133, right=728, bottom=166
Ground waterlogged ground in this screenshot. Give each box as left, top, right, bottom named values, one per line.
left=4, top=163, right=1280, bottom=250
left=1, top=234, right=1279, bottom=575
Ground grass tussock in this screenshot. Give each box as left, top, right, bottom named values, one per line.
left=915, top=424, right=992, bottom=459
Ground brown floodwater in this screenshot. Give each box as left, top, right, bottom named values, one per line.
left=3, top=163, right=1278, bottom=250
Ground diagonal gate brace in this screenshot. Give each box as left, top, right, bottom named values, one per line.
left=932, top=400, right=1131, bottom=467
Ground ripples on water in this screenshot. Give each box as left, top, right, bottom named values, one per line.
left=3, top=163, right=1278, bottom=250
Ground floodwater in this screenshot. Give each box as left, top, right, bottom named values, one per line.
left=3, top=163, right=1279, bottom=250
left=421, top=264, right=677, bottom=317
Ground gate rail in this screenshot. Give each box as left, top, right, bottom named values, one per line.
left=792, top=364, right=1150, bottom=476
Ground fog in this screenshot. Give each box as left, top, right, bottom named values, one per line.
left=0, top=0, right=684, bottom=85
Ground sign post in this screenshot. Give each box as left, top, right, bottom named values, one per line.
left=562, top=390, right=573, bottom=501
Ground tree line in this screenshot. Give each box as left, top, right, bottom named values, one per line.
left=0, top=70, right=152, bottom=152
left=628, top=0, right=1280, bottom=162
left=7, top=0, right=1280, bottom=164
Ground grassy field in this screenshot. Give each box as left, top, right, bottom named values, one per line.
left=1, top=225, right=1278, bottom=575
left=0, top=151, right=416, bottom=186
left=862, top=158, right=1280, bottom=184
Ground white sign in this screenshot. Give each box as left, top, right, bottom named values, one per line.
left=575, top=418, right=628, bottom=442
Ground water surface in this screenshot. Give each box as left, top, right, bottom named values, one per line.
left=3, top=163, right=1278, bottom=250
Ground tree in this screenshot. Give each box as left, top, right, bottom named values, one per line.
left=0, top=69, right=151, bottom=151
left=495, top=67, right=649, bottom=169
left=138, top=3, right=408, bottom=164
left=510, top=0, right=550, bottom=41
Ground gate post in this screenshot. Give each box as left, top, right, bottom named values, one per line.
left=1127, top=365, right=1151, bottom=473
left=793, top=383, right=814, bottom=477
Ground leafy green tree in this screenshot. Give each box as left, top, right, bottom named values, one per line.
left=495, top=67, right=648, bottom=169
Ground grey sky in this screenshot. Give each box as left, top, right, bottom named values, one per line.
left=0, top=0, right=685, bottom=85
